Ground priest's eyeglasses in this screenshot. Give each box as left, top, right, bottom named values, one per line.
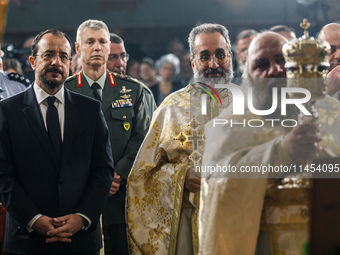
left=35, top=52, right=71, bottom=63
left=198, top=51, right=229, bottom=67
left=330, top=45, right=340, bottom=55
left=108, top=53, right=130, bottom=63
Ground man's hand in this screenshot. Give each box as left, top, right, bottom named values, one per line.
left=45, top=214, right=83, bottom=243
left=32, top=215, right=60, bottom=236
left=184, top=168, right=201, bottom=193
left=109, top=172, right=122, bottom=196
left=327, top=65, right=340, bottom=96
left=284, top=123, right=321, bottom=163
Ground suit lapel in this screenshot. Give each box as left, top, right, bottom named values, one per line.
left=102, top=75, right=119, bottom=114
left=22, top=86, right=59, bottom=169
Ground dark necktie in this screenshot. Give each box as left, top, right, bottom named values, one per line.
left=91, top=83, right=101, bottom=101
left=46, top=96, right=62, bottom=159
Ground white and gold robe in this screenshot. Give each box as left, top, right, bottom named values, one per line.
left=126, top=83, right=231, bottom=255
left=200, top=95, right=340, bottom=255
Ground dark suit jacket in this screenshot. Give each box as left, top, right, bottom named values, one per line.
left=0, top=86, right=114, bottom=254
left=65, top=71, right=149, bottom=225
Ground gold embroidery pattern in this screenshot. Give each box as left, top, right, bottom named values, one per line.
left=199, top=95, right=340, bottom=255
left=168, top=164, right=190, bottom=255
left=127, top=90, right=193, bottom=254
left=127, top=84, right=232, bottom=254
left=174, top=132, right=188, bottom=146
left=192, top=206, right=199, bottom=255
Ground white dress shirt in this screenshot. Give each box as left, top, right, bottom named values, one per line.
left=33, top=82, right=65, bottom=140
left=83, top=70, right=107, bottom=99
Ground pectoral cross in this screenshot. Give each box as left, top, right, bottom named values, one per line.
left=186, top=117, right=204, bottom=167
left=173, top=116, right=205, bottom=166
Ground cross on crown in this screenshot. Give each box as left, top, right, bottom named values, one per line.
left=300, top=18, right=311, bottom=38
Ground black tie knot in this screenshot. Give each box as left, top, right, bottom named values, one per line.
left=47, top=96, right=57, bottom=106
left=92, top=83, right=101, bottom=90
left=91, top=83, right=101, bottom=101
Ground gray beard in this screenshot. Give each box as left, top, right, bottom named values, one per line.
left=192, top=62, right=233, bottom=92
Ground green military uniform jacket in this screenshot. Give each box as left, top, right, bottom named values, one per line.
left=141, top=85, right=157, bottom=123
left=65, top=70, right=149, bottom=225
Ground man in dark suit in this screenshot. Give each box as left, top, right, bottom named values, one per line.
left=0, top=28, right=114, bottom=255
left=65, top=20, right=149, bottom=255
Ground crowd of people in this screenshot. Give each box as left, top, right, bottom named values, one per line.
left=0, top=18, right=339, bottom=255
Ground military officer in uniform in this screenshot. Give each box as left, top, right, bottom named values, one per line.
left=107, top=33, right=156, bottom=122
left=0, top=71, right=30, bottom=99
left=65, top=19, right=149, bottom=255
left=0, top=49, right=30, bottom=99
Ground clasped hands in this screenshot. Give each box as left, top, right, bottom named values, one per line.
left=32, top=214, right=83, bottom=243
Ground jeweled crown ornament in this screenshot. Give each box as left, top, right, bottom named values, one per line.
left=279, top=19, right=331, bottom=190
left=282, top=19, right=331, bottom=100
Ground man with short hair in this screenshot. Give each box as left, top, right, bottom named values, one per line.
left=269, top=24, right=297, bottom=40
left=318, top=23, right=340, bottom=71
left=235, top=29, right=258, bottom=74
left=126, top=23, right=234, bottom=255
left=71, top=54, right=82, bottom=74
left=201, top=31, right=340, bottom=255
left=106, top=33, right=128, bottom=75
left=0, top=28, right=114, bottom=255
left=65, top=20, right=149, bottom=255
left=106, top=33, right=156, bottom=120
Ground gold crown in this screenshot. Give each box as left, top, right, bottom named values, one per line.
left=282, top=19, right=330, bottom=75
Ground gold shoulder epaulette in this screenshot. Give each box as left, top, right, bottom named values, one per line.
left=130, top=77, right=149, bottom=89
left=112, top=72, right=129, bottom=80
left=66, top=73, right=77, bottom=82
left=112, top=72, right=140, bottom=84
left=129, top=77, right=141, bottom=84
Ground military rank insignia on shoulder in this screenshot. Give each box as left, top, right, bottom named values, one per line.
left=112, top=72, right=128, bottom=80
left=7, top=72, right=31, bottom=87
left=66, top=73, right=77, bottom=82
left=129, top=77, right=140, bottom=84
left=126, top=76, right=143, bottom=86
left=128, top=76, right=149, bottom=90
left=113, top=72, right=140, bottom=84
